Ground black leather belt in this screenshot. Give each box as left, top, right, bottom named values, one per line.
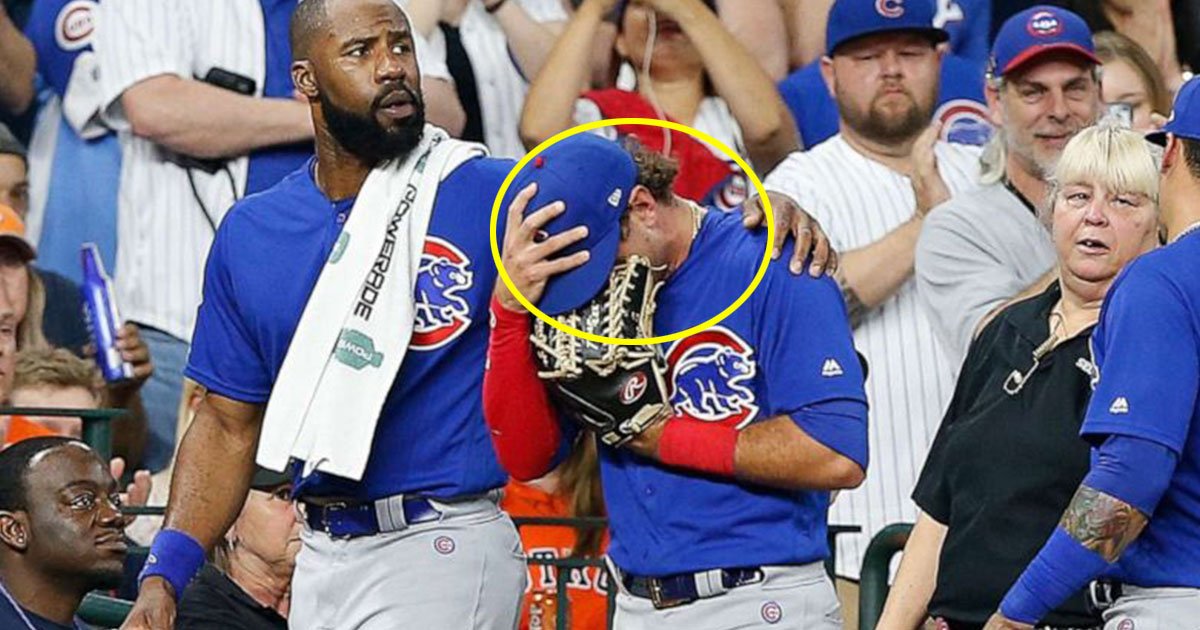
left=621, top=567, right=764, bottom=609
left=301, top=496, right=442, bottom=539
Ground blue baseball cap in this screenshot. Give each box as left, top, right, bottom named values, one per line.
left=1148, top=76, right=1200, bottom=146
left=501, top=134, right=638, bottom=315
left=825, top=0, right=948, bottom=57
left=989, top=5, right=1099, bottom=78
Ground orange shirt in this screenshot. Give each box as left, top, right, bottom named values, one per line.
left=2, top=416, right=59, bottom=447
left=501, top=480, right=610, bottom=630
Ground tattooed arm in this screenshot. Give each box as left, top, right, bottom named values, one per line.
left=1059, top=484, right=1149, bottom=562
left=832, top=217, right=923, bottom=329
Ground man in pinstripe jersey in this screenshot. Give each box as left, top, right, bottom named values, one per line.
left=762, top=0, right=981, bottom=621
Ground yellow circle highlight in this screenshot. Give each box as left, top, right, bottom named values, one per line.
left=489, top=118, right=774, bottom=346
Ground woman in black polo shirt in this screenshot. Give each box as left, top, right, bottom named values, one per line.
left=877, top=123, right=1162, bottom=630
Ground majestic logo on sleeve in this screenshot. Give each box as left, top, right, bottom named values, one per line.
left=411, top=237, right=474, bottom=351
left=935, top=99, right=994, bottom=146
left=876, top=0, right=905, bottom=19
left=666, top=327, right=759, bottom=428
left=55, top=0, right=97, bottom=51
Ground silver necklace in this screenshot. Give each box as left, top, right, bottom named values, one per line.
left=1172, top=220, right=1200, bottom=244
left=0, top=578, right=83, bottom=630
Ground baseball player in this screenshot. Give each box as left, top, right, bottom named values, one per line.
left=985, top=78, right=1200, bottom=629
left=120, top=1, right=530, bottom=628
left=485, top=134, right=870, bottom=628
left=762, top=0, right=982, bottom=595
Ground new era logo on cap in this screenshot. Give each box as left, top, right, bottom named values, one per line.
left=608, top=188, right=623, bottom=207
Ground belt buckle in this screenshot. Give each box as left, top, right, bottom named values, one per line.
left=319, top=501, right=350, bottom=539
left=1087, top=579, right=1121, bottom=614
left=648, top=579, right=690, bottom=610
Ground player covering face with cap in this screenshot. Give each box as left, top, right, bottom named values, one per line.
left=486, top=133, right=869, bottom=628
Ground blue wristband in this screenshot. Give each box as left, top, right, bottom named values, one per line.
left=139, top=529, right=206, bottom=600
left=1000, top=528, right=1109, bottom=624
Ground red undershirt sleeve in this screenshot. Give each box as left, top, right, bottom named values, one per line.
left=483, top=297, right=562, bottom=480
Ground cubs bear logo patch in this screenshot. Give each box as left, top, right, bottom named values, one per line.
left=411, top=237, right=473, bottom=351
left=666, top=327, right=759, bottom=428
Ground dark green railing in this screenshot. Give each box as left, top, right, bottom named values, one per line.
left=858, top=522, right=914, bottom=630
left=77, top=593, right=134, bottom=629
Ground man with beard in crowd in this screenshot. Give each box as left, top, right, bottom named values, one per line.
left=916, top=5, right=1102, bottom=369
left=0, top=437, right=128, bottom=630
left=762, top=0, right=981, bottom=624
left=121, top=0, right=531, bottom=627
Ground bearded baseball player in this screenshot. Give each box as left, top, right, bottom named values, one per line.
left=484, top=133, right=869, bottom=628
left=122, top=1, right=533, bottom=627
left=985, top=78, right=1200, bottom=630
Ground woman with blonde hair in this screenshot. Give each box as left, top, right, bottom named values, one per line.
left=1094, top=30, right=1173, bottom=132
left=878, top=122, right=1161, bottom=630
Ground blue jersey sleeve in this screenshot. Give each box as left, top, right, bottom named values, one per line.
left=754, top=256, right=869, bottom=466
left=1082, top=264, right=1200, bottom=454
left=184, top=212, right=274, bottom=404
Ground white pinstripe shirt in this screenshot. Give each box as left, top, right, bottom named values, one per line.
left=94, top=0, right=266, bottom=342
left=764, top=136, right=981, bottom=579
left=92, top=0, right=448, bottom=342
left=421, top=0, right=566, bottom=158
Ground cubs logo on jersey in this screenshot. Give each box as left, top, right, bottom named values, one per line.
left=935, top=98, right=993, bottom=146
left=666, top=326, right=759, bottom=428
left=412, top=237, right=474, bottom=351
left=55, top=0, right=97, bottom=52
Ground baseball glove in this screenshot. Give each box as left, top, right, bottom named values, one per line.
left=530, top=255, right=671, bottom=447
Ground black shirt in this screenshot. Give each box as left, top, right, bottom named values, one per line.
left=176, top=565, right=287, bottom=630
left=913, top=283, right=1101, bottom=628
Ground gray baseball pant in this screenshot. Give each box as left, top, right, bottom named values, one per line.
left=1103, top=586, right=1200, bottom=630
left=289, top=496, right=527, bottom=630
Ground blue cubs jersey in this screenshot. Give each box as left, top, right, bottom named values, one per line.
left=24, top=0, right=120, bottom=282
left=1081, top=231, right=1200, bottom=588
left=600, top=210, right=869, bottom=576
left=779, top=54, right=991, bottom=150
left=186, top=156, right=513, bottom=501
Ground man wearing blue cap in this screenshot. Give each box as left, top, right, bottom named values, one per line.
left=779, top=0, right=993, bottom=150
left=916, top=5, right=1102, bottom=369
left=986, top=77, right=1200, bottom=629
left=486, top=135, right=869, bottom=627
left=763, top=0, right=983, bottom=610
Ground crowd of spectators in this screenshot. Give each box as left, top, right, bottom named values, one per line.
left=0, top=0, right=1197, bottom=628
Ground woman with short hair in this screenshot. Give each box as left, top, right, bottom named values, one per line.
left=878, top=122, right=1162, bottom=630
